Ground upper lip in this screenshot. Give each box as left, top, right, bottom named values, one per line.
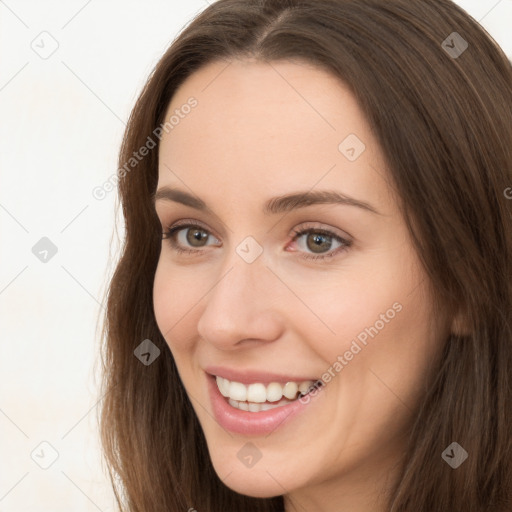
left=205, top=365, right=319, bottom=385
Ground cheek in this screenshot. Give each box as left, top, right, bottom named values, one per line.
left=316, top=272, right=441, bottom=416
left=152, top=259, right=203, bottom=351
left=296, top=249, right=437, bottom=382
left=286, top=265, right=400, bottom=362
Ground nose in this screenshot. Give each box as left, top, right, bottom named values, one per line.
left=196, top=250, right=284, bottom=350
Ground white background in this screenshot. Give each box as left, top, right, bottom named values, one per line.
left=1, top=1, right=510, bottom=510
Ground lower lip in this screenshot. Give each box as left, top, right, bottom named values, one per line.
left=207, top=374, right=317, bottom=436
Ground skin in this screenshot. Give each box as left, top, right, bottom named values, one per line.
left=153, top=58, right=454, bottom=512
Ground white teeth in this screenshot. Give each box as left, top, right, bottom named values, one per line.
left=248, top=401, right=261, bottom=412
left=218, top=377, right=230, bottom=398
left=228, top=397, right=294, bottom=412
left=229, top=381, right=247, bottom=401
left=298, top=381, right=313, bottom=395
left=238, top=401, right=249, bottom=411
left=283, top=381, right=298, bottom=399
left=247, top=383, right=267, bottom=403
left=215, top=375, right=316, bottom=406
left=266, top=382, right=283, bottom=402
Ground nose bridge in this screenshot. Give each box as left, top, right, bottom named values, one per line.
left=196, top=243, right=282, bottom=347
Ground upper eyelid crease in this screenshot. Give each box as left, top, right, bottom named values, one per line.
left=164, top=220, right=351, bottom=245
left=152, top=186, right=381, bottom=216
left=164, top=224, right=350, bottom=261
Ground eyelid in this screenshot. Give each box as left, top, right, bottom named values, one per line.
left=286, top=223, right=352, bottom=261
left=163, top=218, right=222, bottom=242
left=162, top=219, right=352, bottom=260
left=288, top=221, right=352, bottom=242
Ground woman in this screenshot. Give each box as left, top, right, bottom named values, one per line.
left=99, top=0, right=512, bottom=510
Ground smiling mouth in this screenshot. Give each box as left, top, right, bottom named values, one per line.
left=215, top=375, right=322, bottom=413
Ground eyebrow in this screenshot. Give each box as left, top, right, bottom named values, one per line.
left=153, top=186, right=380, bottom=215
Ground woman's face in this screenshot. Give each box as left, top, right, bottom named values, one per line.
left=153, top=59, right=451, bottom=507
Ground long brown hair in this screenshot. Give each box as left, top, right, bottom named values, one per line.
left=99, top=1, right=512, bottom=510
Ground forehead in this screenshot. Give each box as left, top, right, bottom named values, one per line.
left=157, top=59, right=392, bottom=214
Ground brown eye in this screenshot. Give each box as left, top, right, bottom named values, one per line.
left=306, top=232, right=333, bottom=253
left=185, top=227, right=209, bottom=247
left=163, top=223, right=221, bottom=252
left=290, top=227, right=352, bottom=260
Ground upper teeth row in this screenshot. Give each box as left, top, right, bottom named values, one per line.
left=216, top=376, right=316, bottom=403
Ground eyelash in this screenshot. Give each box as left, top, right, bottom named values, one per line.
left=162, top=221, right=352, bottom=261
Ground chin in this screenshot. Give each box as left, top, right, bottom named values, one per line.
left=206, top=447, right=303, bottom=498
left=220, top=469, right=287, bottom=499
